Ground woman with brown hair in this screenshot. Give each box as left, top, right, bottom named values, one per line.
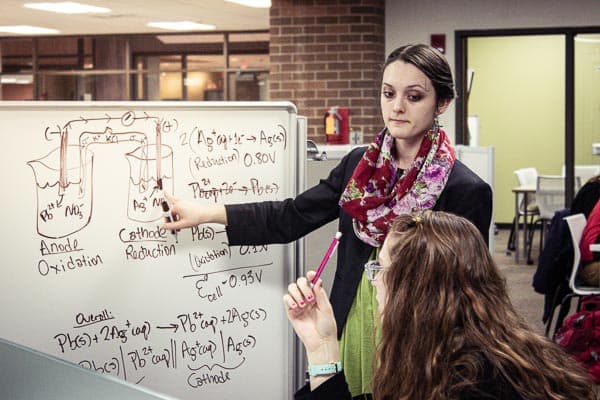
left=285, top=211, right=595, bottom=399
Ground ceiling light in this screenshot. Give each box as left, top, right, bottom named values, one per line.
left=24, top=2, right=110, bottom=14
left=225, top=0, right=271, bottom=8
left=16, top=77, right=34, bottom=84
left=229, top=32, right=269, bottom=42
left=574, top=36, right=600, bottom=44
left=146, top=21, right=216, bottom=31
left=1, top=75, right=33, bottom=84
left=156, top=34, right=224, bottom=44
left=0, top=25, right=59, bottom=34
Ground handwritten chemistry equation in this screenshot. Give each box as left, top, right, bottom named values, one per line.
left=55, top=305, right=268, bottom=389
left=21, top=108, right=292, bottom=396
left=27, top=110, right=288, bottom=239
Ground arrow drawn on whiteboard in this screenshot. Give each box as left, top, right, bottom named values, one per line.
left=186, top=358, right=246, bottom=371
left=155, top=323, right=179, bottom=333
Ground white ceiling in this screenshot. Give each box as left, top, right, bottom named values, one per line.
left=0, top=0, right=270, bottom=37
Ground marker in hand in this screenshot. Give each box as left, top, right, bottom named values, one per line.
left=161, top=198, right=177, bottom=238
left=311, top=231, right=342, bottom=287
left=157, top=179, right=177, bottom=238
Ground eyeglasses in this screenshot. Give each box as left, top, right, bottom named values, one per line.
left=364, top=260, right=383, bottom=281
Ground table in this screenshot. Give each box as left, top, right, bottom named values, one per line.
left=512, top=185, right=536, bottom=264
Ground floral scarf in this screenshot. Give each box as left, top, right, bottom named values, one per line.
left=339, top=127, right=455, bottom=247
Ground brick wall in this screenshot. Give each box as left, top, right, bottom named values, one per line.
left=269, top=0, right=385, bottom=144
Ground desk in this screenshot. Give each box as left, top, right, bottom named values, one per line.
left=512, top=185, right=536, bottom=263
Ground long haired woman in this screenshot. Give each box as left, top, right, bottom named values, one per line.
left=286, top=211, right=595, bottom=400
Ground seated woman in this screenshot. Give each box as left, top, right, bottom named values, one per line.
left=572, top=175, right=600, bottom=218
left=284, top=211, right=594, bottom=399
left=573, top=175, right=600, bottom=286
left=579, top=198, right=600, bottom=286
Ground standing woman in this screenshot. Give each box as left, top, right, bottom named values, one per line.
left=164, top=44, right=493, bottom=398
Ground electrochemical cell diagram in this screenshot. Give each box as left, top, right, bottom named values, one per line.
left=27, top=111, right=175, bottom=239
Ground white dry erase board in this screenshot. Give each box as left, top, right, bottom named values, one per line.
left=0, top=101, right=303, bottom=400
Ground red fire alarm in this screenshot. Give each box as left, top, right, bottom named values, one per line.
left=430, top=34, right=446, bottom=54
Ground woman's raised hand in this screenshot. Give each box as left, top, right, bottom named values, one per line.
left=162, top=191, right=228, bottom=231
left=283, top=271, right=338, bottom=356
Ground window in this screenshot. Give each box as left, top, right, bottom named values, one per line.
left=1, top=31, right=269, bottom=101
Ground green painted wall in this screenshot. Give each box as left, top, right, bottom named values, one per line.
left=468, top=35, right=565, bottom=223
left=575, top=35, right=600, bottom=167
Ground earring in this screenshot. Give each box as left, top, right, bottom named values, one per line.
left=432, top=116, right=440, bottom=133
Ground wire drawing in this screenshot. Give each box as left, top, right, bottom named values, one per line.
left=28, top=111, right=177, bottom=238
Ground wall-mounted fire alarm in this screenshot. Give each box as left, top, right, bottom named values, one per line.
left=430, top=34, right=446, bottom=54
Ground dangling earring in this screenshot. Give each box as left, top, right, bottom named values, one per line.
left=432, top=115, right=440, bottom=134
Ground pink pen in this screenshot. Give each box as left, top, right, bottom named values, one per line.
left=311, top=231, right=342, bottom=286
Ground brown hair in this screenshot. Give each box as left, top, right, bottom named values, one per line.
left=383, top=44, right=456, bottom=104
left=372, top=211, right=595, bottom=399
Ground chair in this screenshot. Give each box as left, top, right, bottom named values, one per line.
left=528, top=175, right=581, bottom=263
left=561, top=164, right=600, bottom=189
left=536, top=209, right=573, bottom=337
left=507, top=168, right=539, bottom=259
left=565, top=213, right=600, bottom=296
left=545, top=213, right=600, bottom=337
left=530, top=175, right=565, bottom=261
left=575, top=165, right=600, bottom=187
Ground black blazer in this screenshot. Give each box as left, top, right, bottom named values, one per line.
left=226, top=147, right=493, bottom=337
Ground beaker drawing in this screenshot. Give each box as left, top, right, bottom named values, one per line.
left=28, top=145, right=94, bottom=238
left=126, top=144, right=173, bottom=222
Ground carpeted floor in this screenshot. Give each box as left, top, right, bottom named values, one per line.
left=493, top=227, right=548, bottom=336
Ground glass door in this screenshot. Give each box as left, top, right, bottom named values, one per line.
left=574, top=34, right=600, bottom=182
left=467, top=35, right=565, bottom=224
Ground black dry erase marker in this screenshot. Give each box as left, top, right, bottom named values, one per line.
left=161, top=200, right=177, bottom=236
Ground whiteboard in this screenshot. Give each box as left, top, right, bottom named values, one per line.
left=0, top=101, right=302, bottom=400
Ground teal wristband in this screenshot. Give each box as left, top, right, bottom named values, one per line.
left=308, top=361, right=342, bottom=376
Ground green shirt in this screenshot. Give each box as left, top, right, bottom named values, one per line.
left=338, top=251, right=380, bottom=397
